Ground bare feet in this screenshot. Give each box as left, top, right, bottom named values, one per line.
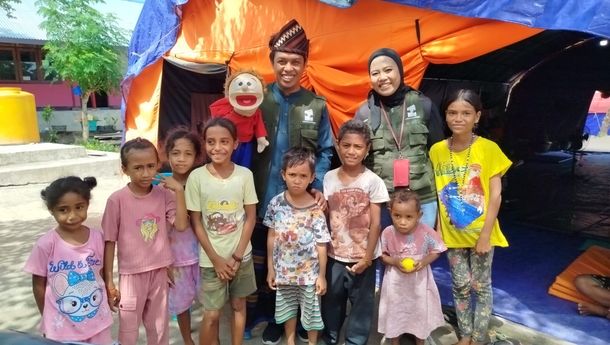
left=578, top=302, right=610, bottom=319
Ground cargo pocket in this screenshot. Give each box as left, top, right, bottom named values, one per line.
left=408, top=123, right=429, bottom=146
left=408, top=154, right=433, bottom=191
left=300, top=129, right=318, bottom=151
left=118, top=296, right=138, bottom=331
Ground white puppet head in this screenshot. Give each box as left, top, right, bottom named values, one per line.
left=225, top=70, right=265, bottom=116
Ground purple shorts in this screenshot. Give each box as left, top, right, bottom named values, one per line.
left=169, top=263, right=200, bottom=315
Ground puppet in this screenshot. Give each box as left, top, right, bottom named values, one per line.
left=209, top=70, right=268, bottom=168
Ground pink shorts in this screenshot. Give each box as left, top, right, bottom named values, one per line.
left=169, top=263, right=200, bottom=315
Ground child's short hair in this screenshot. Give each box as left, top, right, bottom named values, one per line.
left=281, top=147, right=315, bottom=173
left=337, top=119, right=371, bottom=145
left=120, top=137, right=158, bottom=167
left=203, top=117, right=237, bottom=141
left=388, top=188, right=421, bottom=212
left=164, top=126, right=202, bottom=160
left=41, top=176, right=97, bottom=210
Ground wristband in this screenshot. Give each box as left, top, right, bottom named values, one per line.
left=232, top=253, right=243, bottom=262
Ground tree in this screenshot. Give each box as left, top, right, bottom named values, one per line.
left=1, top=0, right=20, bottom=18
left=37, top=0, right=127, bottom=139
left=0, top=0, right=19, bottom=17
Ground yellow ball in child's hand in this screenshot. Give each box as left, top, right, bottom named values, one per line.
left=401, top=257, right=415, bottom=272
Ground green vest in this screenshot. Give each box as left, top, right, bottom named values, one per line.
left=361, top=91, right=437, bottom=202
left=251, top=86, right=327, bottom=197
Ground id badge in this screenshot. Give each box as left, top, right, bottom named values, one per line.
left=393, top=159, right=410, bottom=188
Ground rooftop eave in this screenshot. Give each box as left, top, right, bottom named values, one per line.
left=0, top=37, right=46, bottom=45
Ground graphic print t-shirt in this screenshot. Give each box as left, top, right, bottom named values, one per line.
left=264, top=192, right=331, bottom=285
left=23, top=228, right=112, bottom=341
left=429, top=137, right=512, bottom=248
left=185, top=164, right=258, bottom=267
left=323, top=168, right=390, bottom=262
left=381, top=223, right=447, bottom=260
left=102, top=185, right=176, bottom=274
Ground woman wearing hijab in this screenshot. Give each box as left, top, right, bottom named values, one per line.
left=355, top=47, right=444, bottom=229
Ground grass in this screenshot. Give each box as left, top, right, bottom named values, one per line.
left=77, top=138, right=120, bottom=152
left=39, top=133, right=120, bottom=152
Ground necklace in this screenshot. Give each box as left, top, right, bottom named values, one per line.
left=448, top=133, right=475, bottom=199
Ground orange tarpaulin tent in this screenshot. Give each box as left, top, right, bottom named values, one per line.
left=124, top=0, right=541, bottom=144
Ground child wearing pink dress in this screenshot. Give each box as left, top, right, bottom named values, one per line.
left=378, top=189, right=447, bottom=345
left=165, top=127, right=202, bottom=345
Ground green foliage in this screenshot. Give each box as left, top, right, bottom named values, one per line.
left=46, top=130, right=59, bottom=143
left=41, top=104, right=54, bottom=123
left=0, top=0, right=20, bottom=18
left=37, top=0, right=127, bottom=94
left=78, top=138, right=119, bottom=152
left=37, top=0, right=128, bottom=140
left=40, top=105, right=58, bottom=142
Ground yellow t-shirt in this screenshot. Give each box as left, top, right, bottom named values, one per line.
left=185, top=164, right=258, bottom=267
left=429, top=137, right=512, bottom=248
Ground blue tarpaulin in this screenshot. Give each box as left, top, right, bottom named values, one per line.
left=383, top=0, right=610, bottom=39
left=319, top=0, right=356, bottom=8
left=121, top=0, right=186, bottom=100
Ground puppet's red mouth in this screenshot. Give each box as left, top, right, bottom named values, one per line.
left=236, top=95, right=258, bottom=106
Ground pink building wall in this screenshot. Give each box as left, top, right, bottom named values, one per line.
left=1, top=82, right=122, bottom=109
left=108, top=94, right=122, bottom=107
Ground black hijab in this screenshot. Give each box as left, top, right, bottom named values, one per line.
left=367, top=48, right=409, bottom=108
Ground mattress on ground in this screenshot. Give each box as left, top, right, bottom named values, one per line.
left=548, top=245, right=610, bottom=304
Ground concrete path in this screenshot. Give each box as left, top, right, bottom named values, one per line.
left=0, top=176, right=573, bottom=345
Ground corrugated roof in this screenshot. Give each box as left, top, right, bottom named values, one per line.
left=0, top=0, right=143, bottom=44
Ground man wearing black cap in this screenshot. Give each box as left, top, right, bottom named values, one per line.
left=248, top=19, right=334, bottom=345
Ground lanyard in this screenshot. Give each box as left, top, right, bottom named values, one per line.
left=379, top=99, right=407, bottom=153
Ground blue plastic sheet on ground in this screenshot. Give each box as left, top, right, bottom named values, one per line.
left=384, top=0, right=610, bottom=39
left=433, top=224, right=610, bottom=345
